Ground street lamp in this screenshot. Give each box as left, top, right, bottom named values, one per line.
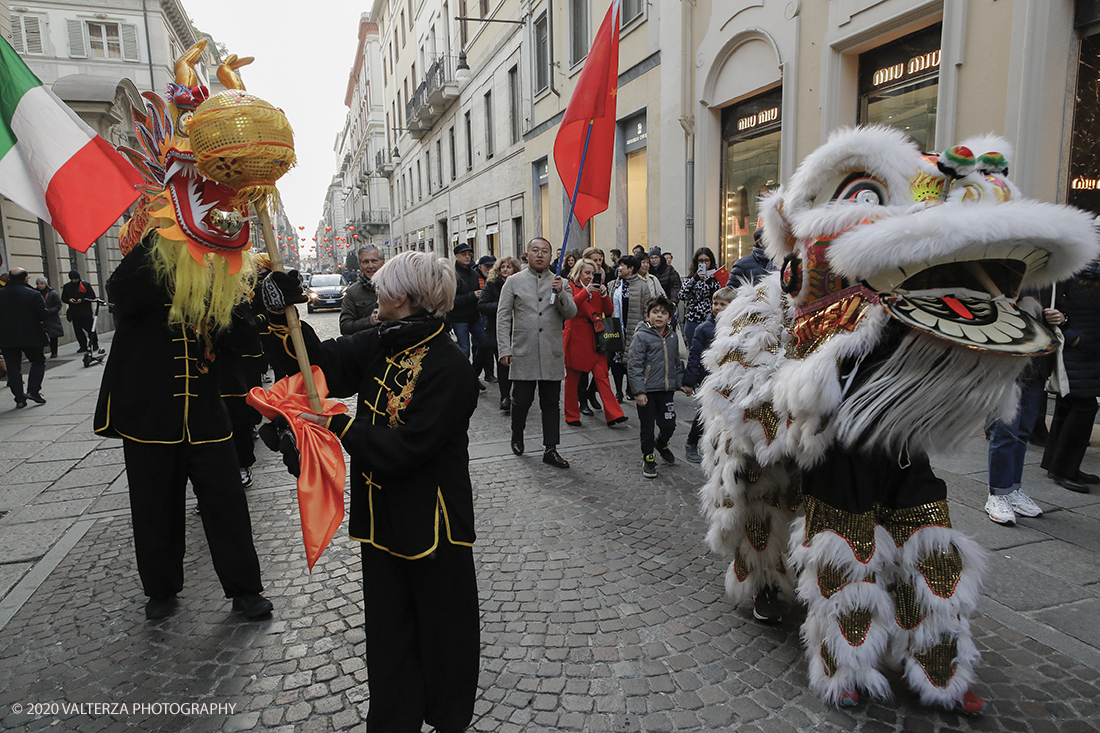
left=455, top=51, right=471, bottom=82
left=392, top=146, right=402, bottom=164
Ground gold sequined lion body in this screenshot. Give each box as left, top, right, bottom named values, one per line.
left=697, top=125, right=1099, bottom=711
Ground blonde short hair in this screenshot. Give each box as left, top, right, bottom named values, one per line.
left=569, top=258, right=598, bottom=282
left=372, top=251, right=456, bottom=316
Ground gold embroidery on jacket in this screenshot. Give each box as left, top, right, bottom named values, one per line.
left=386, top=346, right=428, bottom=427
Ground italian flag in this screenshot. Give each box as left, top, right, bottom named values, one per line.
left=0, top=37, right=141, bottom=253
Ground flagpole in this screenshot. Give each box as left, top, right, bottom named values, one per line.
left=552, top=119, right=595, bottom=304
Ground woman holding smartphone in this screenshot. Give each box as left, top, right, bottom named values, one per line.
left=680, top=247, right=720, bottom=347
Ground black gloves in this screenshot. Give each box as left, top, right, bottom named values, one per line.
left=261, top=270, right=307, bottom=313
left=258, top=416, right=301, bottom=477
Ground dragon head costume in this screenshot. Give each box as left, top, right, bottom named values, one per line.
left=117, top=41, right=294, bottom=333
left=699, top=125, right=1099, bottom=709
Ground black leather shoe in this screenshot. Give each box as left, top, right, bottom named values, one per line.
left=580, top=405, right=594, bottom=416
left=1049, top=472, right=1089, bottom=493
left=28, top=393, right=46, bottom=404
left=145, top=596, right=177, bottom=620
left=232, top=593, right=274, bottom=619
left=511, top=437, right=524, bottom=456
left=566, top=420, right=582, bottom=427
left=1077, top=471, right=1100, bottom=485
left=499, top=398, right=511, bottom=412
left=607, top=416, right=628, bottom=427
left=15, top=400, right=27, bottom=409
left=542, top=449, right=570, bottom=469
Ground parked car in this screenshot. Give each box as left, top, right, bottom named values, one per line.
left=306, top=273, right=347, bottom=313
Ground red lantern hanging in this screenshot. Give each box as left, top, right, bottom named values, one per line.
left=348, top=226, right=356, bottom=232
left=299, top=226, right=305, bottom=230
left=325, top=226, right=331, bottom=232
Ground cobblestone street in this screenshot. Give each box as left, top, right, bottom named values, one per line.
left=1, top=310, right=1099, bottom=732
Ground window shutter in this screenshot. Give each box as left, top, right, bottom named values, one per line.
left=121, top=24, right=139, bottom=61
left=23, top=17, right=43, bottom=55
left=67, top=19, right=87, bottom=58
left=11, top=17, right=24, bottom=54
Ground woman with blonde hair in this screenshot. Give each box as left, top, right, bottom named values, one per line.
left=479, top=256, right=523, bottom=412
left=263, top=251, right=482, bottom=733
left=563, top=258, right=627, bottom=427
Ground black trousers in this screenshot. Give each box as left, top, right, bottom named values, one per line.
left=225, top=396, right=258, bottom=469
left=1041, top=393, right=1099, bottom=479
left=511, top=380, right=561, bottom=449
left=687, top=409, right=704, bottom=445
left=361, top=542, right=480, bottom=733
left=2, top=346, right=45, bottom=402
left=71, top=315, right=98, bottom=351
left=496, top=360, right=511, bottom=403
left=801, top=445, right=946, bottom=513
left=636, top=390, right=676, bottom=455
left=122, top=438, right=264, bottom=600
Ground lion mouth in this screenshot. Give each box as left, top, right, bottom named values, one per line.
left=865, top=246, right=1058, bottom=355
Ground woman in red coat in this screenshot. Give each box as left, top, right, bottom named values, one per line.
left=564, top=259, right=627, bottom=427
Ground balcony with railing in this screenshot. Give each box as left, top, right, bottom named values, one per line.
left=349, top=211, right=391, bottom=236
left=404, top=54, right=461, bottom=136
left=376, top=149, right=394, bottom=177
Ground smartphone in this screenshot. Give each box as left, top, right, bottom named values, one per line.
left=593, top=272, right=603, bottom=285
left=698, top=263, right=706, bottom=275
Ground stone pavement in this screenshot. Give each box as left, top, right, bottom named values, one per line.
left=0, top=310, right=1098, bottom=732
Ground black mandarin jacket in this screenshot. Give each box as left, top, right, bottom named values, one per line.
left=283, top=316, right=479, bottom=559
left=94, top=237, right=234, bottom=443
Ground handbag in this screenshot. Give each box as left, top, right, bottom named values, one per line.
left=597, top=315, right=623, bottom=354
left=1045, top=286, right=1070, bottom=397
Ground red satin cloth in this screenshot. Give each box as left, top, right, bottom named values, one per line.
left=247, top=367, right=347, bottom=571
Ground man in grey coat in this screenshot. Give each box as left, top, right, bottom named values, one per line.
left=340, top=245, right=384, bottom=335
left=497, top=238, right=578, bottom=468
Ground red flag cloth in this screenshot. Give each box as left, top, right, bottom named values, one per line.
left=713, top=266, right=730, bottom=288
left=247, top=366, right=348, bottom=571
left=553, top=0, right=621, bottom=227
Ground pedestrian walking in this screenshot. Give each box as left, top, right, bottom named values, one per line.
left=36, top=276, right=64, bottom=358
left=682, top=286, right=735, bottom=463
left=61, top=269, right=99, bottom=353
left=628, top=295, right=684, bottom=478
left=0, top=267, right=48, bottom=408
left=730, top=228, right=775, bottom=287
left=340, top=245, right=384, bottom=336
left=609, top=255, right=658, bottom=401
left=448, top=242, right=487, bottom=391
left=563, top=258, right=626, bottom=428
left=497, top=238, right=578, bottom=468
left=680, top=247, right=720, bottom=348
left=478, top=256, right=521, bottom=413
left=265, top=251, right=481, bottom=733
left=1042, top=263, right=1100, bottom=493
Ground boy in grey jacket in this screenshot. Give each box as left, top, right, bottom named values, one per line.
left=628, top=295, right=684, bottom=478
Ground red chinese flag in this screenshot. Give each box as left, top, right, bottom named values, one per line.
left=553, top=0, right=621, bottom=227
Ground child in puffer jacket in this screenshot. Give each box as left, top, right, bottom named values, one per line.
left=628, top=295, right=684, bottom=478
left=681, top=287, right=736, bottom=462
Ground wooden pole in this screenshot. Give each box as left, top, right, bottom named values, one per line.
left=255, top=204, right=323, bottom=412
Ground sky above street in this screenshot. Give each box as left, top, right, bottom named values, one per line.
left=184, top=0, right=368, bottom=258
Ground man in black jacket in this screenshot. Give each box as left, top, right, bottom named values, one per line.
left=340, top=245, right=384, bottom=335
left=448, top=242, right=487, bottom=388
left=730, top=228, right=776, bottom=287
left=60, top=269, right=99, bottom=353
left=0, top=268, right=49, bottom=408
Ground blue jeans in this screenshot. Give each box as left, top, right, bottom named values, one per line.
left=683, top=320, right=701, bottom=350
left=988, top=376, right=1045, bottom=494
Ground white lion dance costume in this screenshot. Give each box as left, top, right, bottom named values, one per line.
left=698, top=126, right=1099, bottom=711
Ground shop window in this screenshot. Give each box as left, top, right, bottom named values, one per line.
left=857, top=23, right=942, bottom=152
left=1068, top=34, right=1100, bottom=216
left=623, top=111, right=648, bottom=253
left=720, top=88, right=782, bottom=267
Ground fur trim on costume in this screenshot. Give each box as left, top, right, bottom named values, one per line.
left=891, top=525, right=986, bottom=709
left=827, top=199, right=1099, bottom=291
left=834, top=330, right=1023, bottom=455
left=791, top=521, right=898, bottom=704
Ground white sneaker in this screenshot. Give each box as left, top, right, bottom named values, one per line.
left=984, top=494, right=1016, bottom=525
left=1007, top=488, right=1043, bottom=517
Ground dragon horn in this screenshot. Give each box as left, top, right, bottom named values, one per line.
left=217, top=54, right=254, bottom=91
left=174, top=40, right=208, bottom=87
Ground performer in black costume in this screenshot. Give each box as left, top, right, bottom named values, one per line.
left=94, top=236, right=272, bottom=621
left=263, top=251, right=480, bottom=733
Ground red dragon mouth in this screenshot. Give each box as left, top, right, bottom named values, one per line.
left=165, top=151, right=251, bottom=251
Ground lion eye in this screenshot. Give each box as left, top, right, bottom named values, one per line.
left=855, top=189, right=881, bottom=205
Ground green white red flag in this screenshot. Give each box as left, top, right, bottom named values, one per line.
left=0, top=37, right=141, bottom=252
